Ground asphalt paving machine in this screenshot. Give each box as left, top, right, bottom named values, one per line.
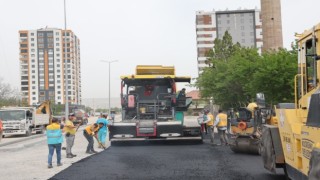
left=109, top=65, right=201, bottom=143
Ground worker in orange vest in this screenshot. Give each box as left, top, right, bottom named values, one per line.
left=213, top=110, right=229, bottom=145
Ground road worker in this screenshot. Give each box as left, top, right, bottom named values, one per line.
left=203, top=109, right=215, bottom=144
left=83, top=123, right=103, bottom=154
left=0, top=118, right=3, bottom=142
left=213, top=110, right=229, bottom=145
left=63, top=113, right=79, bottom=158
left=46, top=118, right=63, bottom=168
left=96, top=114, right=109, bottom=148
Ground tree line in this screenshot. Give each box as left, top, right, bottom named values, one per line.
left=196, top=31, right=297, bottom=109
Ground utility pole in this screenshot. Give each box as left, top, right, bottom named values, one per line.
left=100, top=60, right=118, bottom=115
left=64, top=0, right=69, bottom=120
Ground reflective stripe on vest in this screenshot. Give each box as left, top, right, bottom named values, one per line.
left=217, top=113, right=227, bottom=127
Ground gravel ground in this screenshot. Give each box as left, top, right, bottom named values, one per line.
left=0, top=117, right=108, bottom=180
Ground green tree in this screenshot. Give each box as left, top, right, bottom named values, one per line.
left=196, top=32, right=297, bottom=109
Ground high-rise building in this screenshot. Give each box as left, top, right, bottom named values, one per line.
left=261, top=0, right=283, bottom=52
left=196, top=8, right=262, bottom=75
left=19, top=28, right=81, bottom=105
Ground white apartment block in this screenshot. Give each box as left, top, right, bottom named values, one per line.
left=196, top=8, right=263, bottom=75
left=19, top=27, right=81, bottom=105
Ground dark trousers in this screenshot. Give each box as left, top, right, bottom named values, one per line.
left=83, top=130, right=94, bottom=152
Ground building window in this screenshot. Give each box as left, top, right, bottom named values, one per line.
left=241, top=26, right=244, bottom=30
left=32, top=86, right=36, bottom=90
left=32, top=92, right=36, bottom=95
left=31, top=59, right=35, bottom=63
left=31, top=38, right=34, bottom=41
left=241, top=32, right=245, bottom=36
left=20, top=49, right=28, bottom=53
left=241, top=19, right=244, bottom=23
left=32, top=97, right=36, bottom=100
left=32, top=65, right=35, bottom=68
left=31, top=43, right=34, bottom=47
left=31, top=54, right=35, bottom=57
left=56, top=43, right=60, bottom=46
left=241, top=39, right=245, bottom=43
left=38, top=33, right=44, bottom=37
left=31, top=33, right=34, bottom=36
left=32, top=70, right=35, bottom=73
left=32, top=81, right=35, bottom=84
left=56, top=32, right=60, bottom=36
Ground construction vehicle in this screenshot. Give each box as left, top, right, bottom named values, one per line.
left=0, top=100, right=52, bottom=137
left=228, top=93, right=277, bottom=154
left=109, top=65, right=201, bottom=142
left=73, top=109, right=88, bottom=125
left=261, top=24, right=320, bottom=179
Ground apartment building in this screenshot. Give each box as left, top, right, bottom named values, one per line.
left=196, top=8, right=263, bottom=75
left=19, top=27, right=81, bottom=105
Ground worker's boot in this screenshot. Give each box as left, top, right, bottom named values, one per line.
left=71, top=153, right=77, bottom=157
left=86, top=150, right=93, bottom=154
left=48, top=164, right=53, bottom=168
left=66, top=154, right=73, bottom=158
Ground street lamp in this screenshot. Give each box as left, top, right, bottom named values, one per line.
left=101, top=60, right=118, bottom=115
left=63, top=0, right=69, bottom=121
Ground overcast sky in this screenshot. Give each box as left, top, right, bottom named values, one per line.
left=1, top=0, right=320, bottom=100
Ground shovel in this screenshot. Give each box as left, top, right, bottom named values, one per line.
left=93, top=135, right=107, bottom=150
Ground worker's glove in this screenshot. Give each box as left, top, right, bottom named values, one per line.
left=91, top=132, right=95, bottom=136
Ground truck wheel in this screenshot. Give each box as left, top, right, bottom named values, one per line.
left=36, top=126, right=46, bottom=134
left=25, top=128, right=32, bottom=137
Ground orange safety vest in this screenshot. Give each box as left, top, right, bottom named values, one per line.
left=217, top=113, right=227, bottom=127
left=85, top=125, right=99, bottom=135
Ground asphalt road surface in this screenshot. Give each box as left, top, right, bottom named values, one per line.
left=51, top=138, right=286, bottom=180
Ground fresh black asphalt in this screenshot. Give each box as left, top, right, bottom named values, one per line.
left=50, top=137, right=286, bottom=180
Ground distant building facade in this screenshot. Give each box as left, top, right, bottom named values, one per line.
left=19, top=28, right=81, bottom=105
left=196, top=8, right=262, bottom=75
left=261, top=0, right=283, bottom=52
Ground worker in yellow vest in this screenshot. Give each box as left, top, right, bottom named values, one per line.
left=213, top=110, right=229, bottom=145
left=203, top=109, right=215, bottom=144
